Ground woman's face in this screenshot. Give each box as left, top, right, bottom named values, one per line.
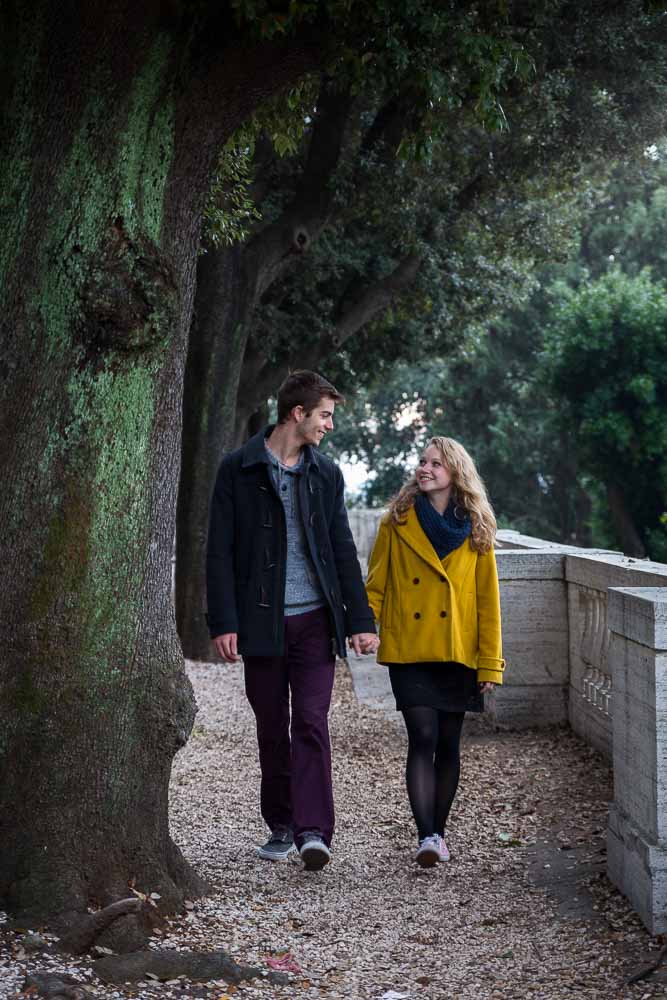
left=416, top=444, right=452, bottom=495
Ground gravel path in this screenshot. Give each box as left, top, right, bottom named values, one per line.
left=2, top=660, right=665, bottom=999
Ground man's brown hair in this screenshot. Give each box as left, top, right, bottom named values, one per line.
left=276, top=370, right=344, bottom=423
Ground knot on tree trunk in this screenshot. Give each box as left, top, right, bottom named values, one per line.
left=77, top=217, right=179, bottom=357
left=291, top=226, right=310, bottom=253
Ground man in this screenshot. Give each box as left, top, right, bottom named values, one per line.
left=206, top=370, right=378, bottom=871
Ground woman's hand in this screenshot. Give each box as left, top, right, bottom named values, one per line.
left=479, top=681, right=496, bottom=693
left=349, top=633, right=380, bottom=656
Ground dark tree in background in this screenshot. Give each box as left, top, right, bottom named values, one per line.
left=543, top=268, right=667, bottom=559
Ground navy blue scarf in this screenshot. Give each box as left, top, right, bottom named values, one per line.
left=414, top=493, right=472, bottom=559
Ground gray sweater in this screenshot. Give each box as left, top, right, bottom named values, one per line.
left=265, top=442, right=325, bottom=616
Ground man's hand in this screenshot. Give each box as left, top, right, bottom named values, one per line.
left=479, top=681, right=496, bottom=693
left=348, top=632, right=380, bottom=657
left=213, top=633, right=242, bottom=663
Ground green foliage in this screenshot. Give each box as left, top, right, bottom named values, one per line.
left=204, top=137, right=262, bottom=247
left=203, top=79, right=317, bottom=246
left=228, top=0, right=537, bottom=132
left=542, top=267, right=667, bottom=558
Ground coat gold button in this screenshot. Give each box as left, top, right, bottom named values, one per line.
left=413, top=577, right=420, bottom=584
left=414, top=612, right=421, bottom=619
left=440, top=611, right=447, bottom=618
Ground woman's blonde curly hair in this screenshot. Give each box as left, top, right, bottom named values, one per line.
left=386, top=436, right=496, bottom=554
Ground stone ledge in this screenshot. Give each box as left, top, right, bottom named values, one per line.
left=608, top=588, right=667, bottom=650
left=496, top=529, right=618, bottom=554
left=496, top=549, right=566, bottom=580
left=566, top=553, right=667, bottom=591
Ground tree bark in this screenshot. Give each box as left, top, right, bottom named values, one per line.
left=0, top=0, right=324, bottom=926
left=175, top=246, right=250, bottom=660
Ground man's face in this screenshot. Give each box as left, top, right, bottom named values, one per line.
left=295, top=396, right=336, bottom=447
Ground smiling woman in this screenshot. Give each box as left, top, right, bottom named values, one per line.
left=416, top=444, right=454, bottom=509
left=365, top=435, right=503, bottom=867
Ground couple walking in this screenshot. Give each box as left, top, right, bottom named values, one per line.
left=206, top=370, right=504, bottom=871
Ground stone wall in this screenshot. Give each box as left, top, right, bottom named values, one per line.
left=346, top=508, right=384, bottom=576
left=491, top=550, right=570, bottom=728
left=606, top=587, right=667, bottom=934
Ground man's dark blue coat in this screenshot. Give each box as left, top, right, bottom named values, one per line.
left=206, top=426, right=375, bottom=657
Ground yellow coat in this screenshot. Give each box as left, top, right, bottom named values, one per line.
left=365, top=507, right=505, bottom=685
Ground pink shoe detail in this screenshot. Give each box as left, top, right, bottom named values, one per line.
left=438, top=836, right=450, bottom=862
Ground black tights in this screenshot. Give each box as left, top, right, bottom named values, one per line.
left=401, top=706, right=465, bottom=840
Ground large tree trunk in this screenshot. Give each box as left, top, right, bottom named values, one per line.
left=0, top=0, right=323, bottom=927
left=607, top=483, right=646, bottom=557
left=175, top=246, right=251, bottom=660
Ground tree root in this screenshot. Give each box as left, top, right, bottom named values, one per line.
left=58, top=898, right=154, bottom=955
left=22, top=972, right=90, bottom=999
left=626, top=942, right=667, bottom=984
left=92, top=947, right=289, bottom=985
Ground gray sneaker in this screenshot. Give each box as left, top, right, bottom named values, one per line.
left=416, top=834, right=440, bottom=868
left=257, top=826, right=296, bottom=861
left=299, top=832, right=331, bottom=871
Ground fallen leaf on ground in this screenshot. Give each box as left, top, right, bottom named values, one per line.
left=266, top=951, right=302, bottom=973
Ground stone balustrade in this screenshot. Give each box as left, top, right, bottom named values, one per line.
left=346, top=507, right=667, bottom=932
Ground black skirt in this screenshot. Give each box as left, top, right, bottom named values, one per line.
left=387, top=661, right=483, bottom=713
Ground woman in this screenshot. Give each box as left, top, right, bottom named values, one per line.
left=366, top=436, right=504, bottom=867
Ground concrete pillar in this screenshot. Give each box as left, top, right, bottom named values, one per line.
left=607, top=587, right=667, bottom=934
left=487, top=550, right=570, bottom=727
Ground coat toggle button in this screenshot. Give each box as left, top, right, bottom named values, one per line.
left=414, top=612, right=421, bottom=620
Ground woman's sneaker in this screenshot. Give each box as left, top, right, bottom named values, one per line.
left=438, top=835, right=450, bottom=862
left=299, top=832, right=331, bottom=871
left=416, top=834, right=440, bottom=868
left=257, top=826, right=296, bottom=861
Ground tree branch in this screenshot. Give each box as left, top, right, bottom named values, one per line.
left=359, top=89, right=423, bottom=164
left=327, top=253, right=421, bottom=351
left=237, top=253, right=421, bottom=424
left=244, top=75, right=354, bottom=300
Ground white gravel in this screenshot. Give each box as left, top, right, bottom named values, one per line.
left=2, top=660, right=665, bottom=999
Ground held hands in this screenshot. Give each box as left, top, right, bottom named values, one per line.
left=213, top=633, right=242, bottom=663
left=479, top=682, right=496, bottom=693
left=348, top=632, right=380, bottom=657
left=214, top=632, right=381, bottom=662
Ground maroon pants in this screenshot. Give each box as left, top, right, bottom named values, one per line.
left=243, top=607, right=336, bottom=848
